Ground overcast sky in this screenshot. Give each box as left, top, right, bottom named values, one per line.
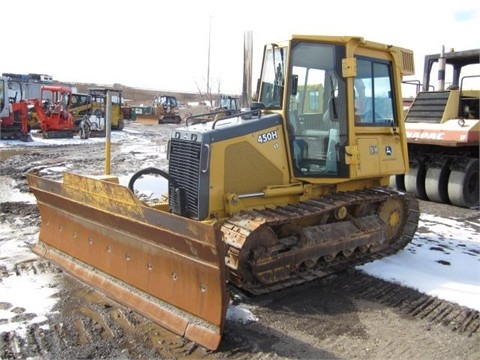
left=1, top=0, right=479, bottom=95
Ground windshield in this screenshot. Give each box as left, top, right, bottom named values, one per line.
left=219, top=97, right=231, bottom=108
left=156, top=96, right=177, bottom=107
left=61, top=92, right=70, bottom=110
left=286, top=41, right=348, bottom=178
left=259, top=44, right=287, bottom=109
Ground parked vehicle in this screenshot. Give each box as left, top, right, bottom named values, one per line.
left=396, top=47, right=479, bottom=208
left=28, top=34, right=419, bottom=350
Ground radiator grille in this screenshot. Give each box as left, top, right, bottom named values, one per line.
left=168, top=138, right=202, bottom=218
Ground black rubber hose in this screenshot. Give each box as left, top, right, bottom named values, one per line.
left=127, top=167, right=178, bottom=192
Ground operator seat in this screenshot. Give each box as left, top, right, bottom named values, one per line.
left=288, top=110, right=307, bottom=174
left=322, top=98, right=340, bottom=163
left=322, top=98, right=339, bottom=130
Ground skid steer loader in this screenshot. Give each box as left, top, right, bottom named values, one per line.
left=28, top=35, right=419, bottom=350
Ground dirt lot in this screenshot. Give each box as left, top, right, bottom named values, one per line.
left=1, top=121, right=479, bottom=359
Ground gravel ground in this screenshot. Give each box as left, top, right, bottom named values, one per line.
left=0, top=121, right=479, bottom=359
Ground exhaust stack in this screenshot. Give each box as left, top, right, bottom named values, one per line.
left=438, top=45, right=446, bottom=91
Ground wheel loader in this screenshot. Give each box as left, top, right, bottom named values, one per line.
left=27, top=35, right=420, bottom=351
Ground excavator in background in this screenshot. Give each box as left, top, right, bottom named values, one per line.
left=0, top=76, right=31, bottom=141
left=27, top=85, right=75, bottom=138
left=29, top=92, right=92, bottom=130
left=27, top=35, right=420, bottom=350
left=394, top=47, right=479, bottom=208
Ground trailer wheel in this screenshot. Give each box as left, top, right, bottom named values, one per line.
left=404, top=158, right=428, bottom=200
left=448, top=158, right=479, bottom=208
left=425, top=160, right=450, bottom=204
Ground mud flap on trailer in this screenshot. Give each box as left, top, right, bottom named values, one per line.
left=27, top=172, right=228, bottom=350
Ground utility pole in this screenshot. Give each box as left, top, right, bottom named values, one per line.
left=242, top=31, right=253, bottom=108
left=207, top=15, right=212, bottom=98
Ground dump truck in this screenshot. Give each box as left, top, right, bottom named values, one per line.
left=395, top=47, right=479, bottom=208
left=27, top=35, right=420, bottom=350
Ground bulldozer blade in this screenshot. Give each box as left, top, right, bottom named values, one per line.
left=135, top=115, right=160, bottom=125
left=27, top=172, right=228, bottom=350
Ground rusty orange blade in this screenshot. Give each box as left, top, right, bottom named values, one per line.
left=27, top=172, right=228, bottom=350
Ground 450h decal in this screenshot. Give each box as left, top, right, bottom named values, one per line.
left=257, top=130, right=279, bottom=143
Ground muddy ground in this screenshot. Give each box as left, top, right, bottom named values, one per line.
left=1, top=121, right=479, bottom=359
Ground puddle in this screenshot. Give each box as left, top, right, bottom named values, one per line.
left=0, top=176, right=35, bottom=203
left=119, top=173, right=168, bottom=199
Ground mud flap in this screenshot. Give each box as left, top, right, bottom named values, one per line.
left=27, top=172, right=228, bottom=350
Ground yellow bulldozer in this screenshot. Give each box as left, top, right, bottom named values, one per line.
left=27, top=35, right=419, bottom=350
left=135, top=95, right=182, bottom=124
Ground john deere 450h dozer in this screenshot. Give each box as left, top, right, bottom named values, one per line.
left=28, top=35, right=420, bottom=350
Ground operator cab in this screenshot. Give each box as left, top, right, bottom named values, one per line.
left=257, top=39, right=401, bottom=180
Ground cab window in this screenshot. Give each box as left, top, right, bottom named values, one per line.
left=355, top=58, right=395, bottom=125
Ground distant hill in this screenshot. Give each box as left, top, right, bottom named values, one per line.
left=59, top=81, right=205, bottom=106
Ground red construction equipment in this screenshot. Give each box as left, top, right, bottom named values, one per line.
left=0, top=76, right=32, bottom=141
left=28, top=85, right=75, bottom=138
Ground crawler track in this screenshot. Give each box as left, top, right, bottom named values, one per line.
left=223, top=188, right=419, bottom=294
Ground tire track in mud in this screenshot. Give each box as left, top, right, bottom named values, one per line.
left=1, top=263, right=479, bottom=359
left=225, top=270, right=480, bottom=359
left=342, top=270, right=480, bottom=337
left=0, top=260, right=210, bottom=359
left=234, top=269, right=480, bottom=340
